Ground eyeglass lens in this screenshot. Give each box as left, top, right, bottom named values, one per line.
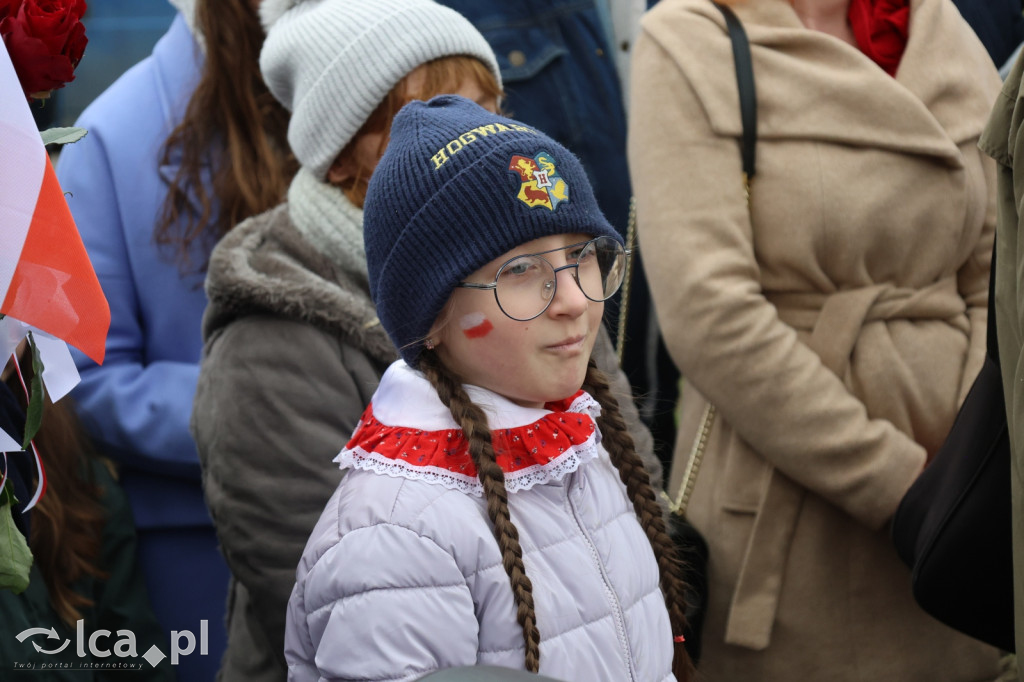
left=494, top=237, right=626, bottom=320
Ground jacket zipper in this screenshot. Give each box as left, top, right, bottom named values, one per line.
left=566, top=472, right=637, bottom=681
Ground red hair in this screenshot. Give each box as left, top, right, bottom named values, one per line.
left=335, top=55, right=502, bottom=207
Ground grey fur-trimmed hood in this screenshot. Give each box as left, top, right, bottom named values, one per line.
left=202, top=203, right=396, bottom=364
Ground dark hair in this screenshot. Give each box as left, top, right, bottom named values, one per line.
left=5, top=353, right=107, bottom=628
left=581, top=360, right=693, bottom=682
left=418, top=351, right=541, bottom=671
left=334, top=55, right=503, bottom=208
left=418, top=352, right=692, bottom=679
left=155, top=0, right=297, bottom=273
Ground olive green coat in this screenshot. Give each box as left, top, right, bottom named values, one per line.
left=980, top=50, right=1024, bottom=675
left=629, top=0, right=1002, bottom=678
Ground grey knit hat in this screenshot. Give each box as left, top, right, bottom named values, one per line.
left=259, top=0, right=502, bottom=180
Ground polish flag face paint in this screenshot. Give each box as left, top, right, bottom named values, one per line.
left=459, top=312, right=493, bottom=339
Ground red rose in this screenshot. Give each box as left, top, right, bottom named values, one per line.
left=0, top=0, right=88, bottom=99
left=0, top=1, right=19, bottom=21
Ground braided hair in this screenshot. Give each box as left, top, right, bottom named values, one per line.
left=418, top=351, right=542, bottom=672
left=581, top=360, right=693, bottom=681
left=419, top=351, right=692, bottom=680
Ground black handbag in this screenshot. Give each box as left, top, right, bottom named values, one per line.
left=890, top=242, right=1015, bottom=652
left=665, top=405, right=713, bottom=665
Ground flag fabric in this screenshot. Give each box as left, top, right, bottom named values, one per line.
left=0, top=40, right=109, bottom=365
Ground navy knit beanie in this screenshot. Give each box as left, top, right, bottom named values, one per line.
left=364, top=95, right=621, bottom=367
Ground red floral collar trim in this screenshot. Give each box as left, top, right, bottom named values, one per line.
left=335, top=391, right=602, bottom=496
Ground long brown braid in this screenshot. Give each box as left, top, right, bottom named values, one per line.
left=418, top=351, right=542, bottom=672
left=582, top=359, right=694, bottom=682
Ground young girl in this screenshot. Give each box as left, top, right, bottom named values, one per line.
left=190, top=1, right=504, bottom=680
left=284, top=96, right=690, bottom=682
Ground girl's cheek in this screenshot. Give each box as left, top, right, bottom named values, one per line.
left=459, top=312, right=493, bottom=339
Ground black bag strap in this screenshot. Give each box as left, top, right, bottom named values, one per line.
left=713, top=2, right=757, bottom=188
left=670, top=4, right=759, bottom=517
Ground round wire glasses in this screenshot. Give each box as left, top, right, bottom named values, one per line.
left=455, top=236, right=630, bottom=321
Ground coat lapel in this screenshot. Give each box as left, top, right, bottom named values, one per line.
left=678, top=0, right=997, bottom=165
left=894, top=0, right=1001, bottom=147
left=157, top=143, right=214, bottom=219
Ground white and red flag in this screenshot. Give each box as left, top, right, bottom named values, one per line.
left=0, top=39, right=108, bottom=366
left=0, top=39, right=108, bottom=461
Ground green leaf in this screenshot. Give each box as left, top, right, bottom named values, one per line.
left=39, top=126, right=88, bottom=147
left=0, top=481, right=16, bottom=507
left=0, top=485, right=32, bottom=594
left=21, top=333, right=45, bottom=450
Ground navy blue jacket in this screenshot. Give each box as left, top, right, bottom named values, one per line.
left=953, top=0, right=1024, bottom=67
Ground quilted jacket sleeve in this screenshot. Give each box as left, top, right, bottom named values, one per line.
left=286, top=523, right=479, bottom=682
left=192, top=315, right=374, bottom=667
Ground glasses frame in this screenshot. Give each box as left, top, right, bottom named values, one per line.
left=456, top=236, right=631, bottom=322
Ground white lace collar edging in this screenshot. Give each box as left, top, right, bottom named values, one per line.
left=334, top=361, right=603, bottom=496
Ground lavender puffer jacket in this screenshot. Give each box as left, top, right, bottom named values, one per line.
left=284, top=362, right=675, bottom=682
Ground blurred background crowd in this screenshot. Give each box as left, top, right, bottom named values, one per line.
left=3, top=0, right=1024, bottom=680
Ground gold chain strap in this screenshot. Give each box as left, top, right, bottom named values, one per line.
left=619, top=194, right=716, bottom=517
left=665, top=403, right=715, bottom=515
left=615, top=196, right=638, bottom=366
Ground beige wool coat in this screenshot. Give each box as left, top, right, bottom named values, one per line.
left=629, top=0, right=1003, bottom=678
